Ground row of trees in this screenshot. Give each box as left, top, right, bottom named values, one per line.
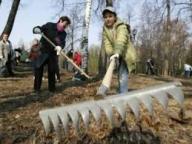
left=136, top=0, right=192, bottom=76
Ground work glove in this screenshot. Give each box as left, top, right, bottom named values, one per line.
left=33, top=26, right=42, bottom=34
left=110, top=53, right=119, bottom=61
left=55, top=46, right=62, bottom=55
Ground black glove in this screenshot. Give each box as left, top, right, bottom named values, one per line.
left=33, top=26, right=42, bottom=34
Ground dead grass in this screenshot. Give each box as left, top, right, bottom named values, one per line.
left=0, top=72, right=191, bottom=143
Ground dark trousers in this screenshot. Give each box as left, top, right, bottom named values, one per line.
left=146, top=63, right=155, bottom=75
left=55, top=56, right=60, bottom=81
left=6, top=60, right=14, bottom=76
left=34, top=54, right=57, bottom=92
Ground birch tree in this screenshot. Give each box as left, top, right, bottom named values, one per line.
left=80, top=0, right=92, bottom=73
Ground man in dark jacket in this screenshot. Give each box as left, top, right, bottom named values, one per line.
left=33, top=16, right=71, bottom=93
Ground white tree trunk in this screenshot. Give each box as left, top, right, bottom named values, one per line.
left=81, top=0, right=92, bottom=73
left=85, top=0, right=92, bottom=36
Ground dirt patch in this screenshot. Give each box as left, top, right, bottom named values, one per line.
left=0, top=71, right=191, bottom=143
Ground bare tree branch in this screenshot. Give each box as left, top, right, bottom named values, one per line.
left=177, top=6, right=191, bottom=17
left=173, top=2, right=192, bottom=6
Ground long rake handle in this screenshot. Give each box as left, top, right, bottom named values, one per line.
left=41, top=33, right=91, bottom=79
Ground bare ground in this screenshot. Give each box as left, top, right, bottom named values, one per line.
left=0, top=67, right=191, bottom=144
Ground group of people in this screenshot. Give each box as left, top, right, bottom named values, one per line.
left=28, top=6, right=137, bottom=95
left=1, top=6, right=191, bottom=96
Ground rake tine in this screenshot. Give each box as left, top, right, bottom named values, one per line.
left=137, top=94, right=153, bottom=114
left=167, top=87, right=184, bottom=106
left=152, top=92, right=169, bottom=109
left=77, top=106, right=90, bottom=129
left=57, top=109, right=69, bottom=134
left=48, top=110, right=60, bottom=133
left=66, top=108, right=80, bottom=132
left=87, top=102, right=101, bottom=121
left=126, top=97, right=140, bottom=118
left=111, top=100, right=127, bottom=119
left=39, top=110, right=51, bottom=134
left=96, top=101, right=113, bottom=125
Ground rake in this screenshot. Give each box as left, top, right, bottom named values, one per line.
left=39, top=82, right=184, bottom=135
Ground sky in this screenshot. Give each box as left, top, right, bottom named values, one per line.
left=0, top=0, right=144, bottom=49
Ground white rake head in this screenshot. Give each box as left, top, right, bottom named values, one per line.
left=39, top=82, right=184, bottom=135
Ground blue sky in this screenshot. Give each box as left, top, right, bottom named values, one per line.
left=0, top=0, right=144, bottom=49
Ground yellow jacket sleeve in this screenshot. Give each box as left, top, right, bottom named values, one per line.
left=103, top=30, right=113, bottom=56
left=114, top=24, right=129, bottom=56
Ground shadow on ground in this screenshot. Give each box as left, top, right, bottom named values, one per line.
left=0, top=76, right=100, bottom=114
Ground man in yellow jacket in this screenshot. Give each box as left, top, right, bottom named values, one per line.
left=102, top=6, right=137, bottom=93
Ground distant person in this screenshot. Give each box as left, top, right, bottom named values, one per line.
left=73, top=51, right=82, bottom=68
left=184, top=64, right=192, bottom=78
left=33, top=16, right=71, bottom=94
left=102, top=6, right=137, bottom=93
left=0, top=33, right=15, bottom=76
left=14, top=48, right=22, bottom=65
left=72, top=51, right=85, bottom=81
left=29, top=38, right=41, bottom=78
left=146, top=58, right=155, bottom=75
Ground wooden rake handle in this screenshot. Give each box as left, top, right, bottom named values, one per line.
left=41, top=33, right=91, bottom=79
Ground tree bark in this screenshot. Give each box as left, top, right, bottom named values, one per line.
left=163, top=0, right=171, bottom=76
left=81, top=0, right=92, bottom=73
left=1, top=0, right=21, bottom=38
left=106, top=0, right=113, bottom=6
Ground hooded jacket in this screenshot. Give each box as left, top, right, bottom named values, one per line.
left=103, top=19, right=137, bottom=72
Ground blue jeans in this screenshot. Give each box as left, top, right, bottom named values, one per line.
left=118, top=58, right=128, bottom=93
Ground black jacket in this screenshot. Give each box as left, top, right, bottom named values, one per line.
left=39, top=22, right=67, bottom=54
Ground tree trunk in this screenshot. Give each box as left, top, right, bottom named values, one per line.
left=106, top=0, right=113, bottom=6
left=1, top=0, right=21, bottom=38
left=98, top=0, right=113, bottom=76
left=163, top=0, right=171, bottom=76
left=81, top=0, right=92, bottom=73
